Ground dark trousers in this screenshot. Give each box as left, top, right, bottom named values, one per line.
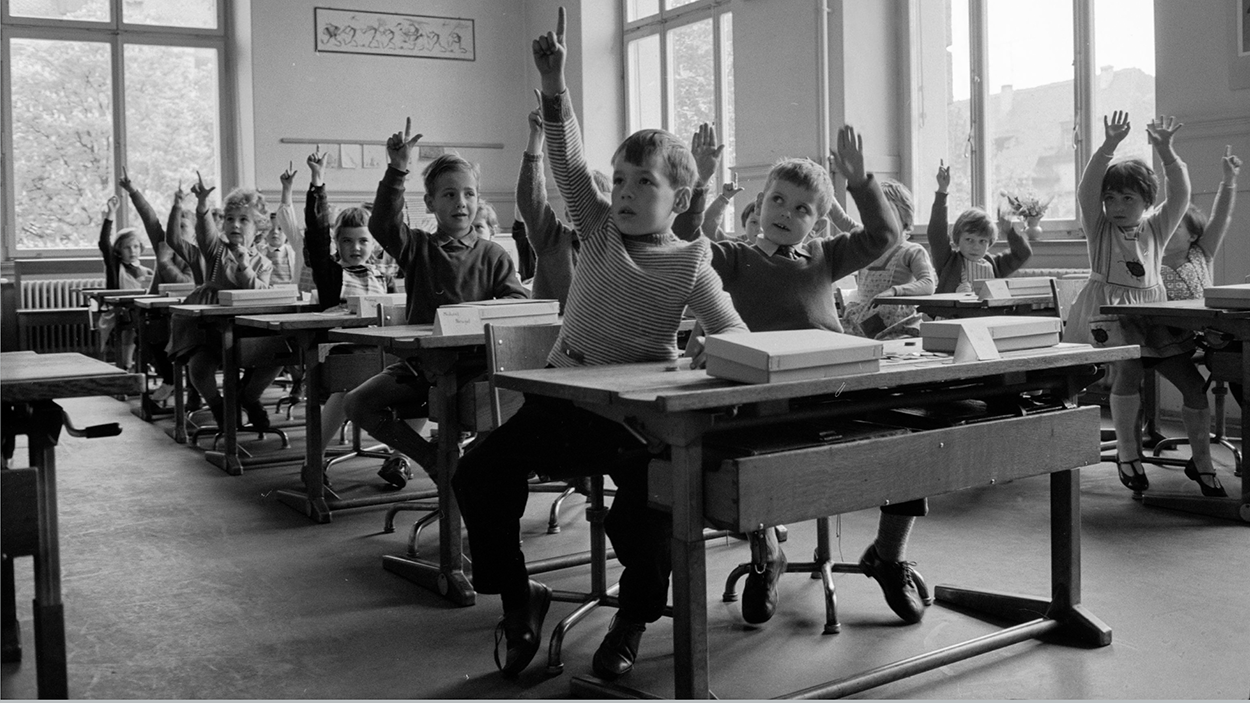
left=452, top=395, right=672, bottom=623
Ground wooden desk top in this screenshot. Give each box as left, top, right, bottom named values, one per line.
left=877, top=292, right=1054, bottom=308
left=495, top=342, right=1137, bottom=413
left=134, top=297, right=184, bottom=309
left=170, top=301, right=313, bottom=318
left=327, top=324, right=485, bottom=350
left=235, top=311, right=377, bottom=332
left=1102, top=300, right=1250, bottom=338
left=1, top=351, right=144, bottom=402
left=103, top=293, right=160, bottom=305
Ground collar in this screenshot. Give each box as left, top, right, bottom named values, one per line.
left=621, top=232, right=675, bottom=246
left=434, top=228, right=478, bottom=249
left=753, top=236, right=810, bottom=259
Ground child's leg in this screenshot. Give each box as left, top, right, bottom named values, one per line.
left=118, top=328, right=137, bottom=371
left=239, top=365, right=283, bottom=428
left=861, top=500, right=927, bottom=624
left=1155, top=353, right=1224, bottom=493
left=319, top=391, right=347, bottom=457
left=1109, top=358, right=1146, bottom=461
left=342, top=367, right=436, bottom=470
left=185, top=348, right=222, bottom=424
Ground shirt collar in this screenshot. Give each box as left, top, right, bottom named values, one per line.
left=753, top=236, right=810, bottom=259
left=434, top=229, right=479, bottom=249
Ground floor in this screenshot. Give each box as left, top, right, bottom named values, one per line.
left=1, top=394, right=1247, bottom=700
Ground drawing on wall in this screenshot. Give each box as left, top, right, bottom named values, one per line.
left=315, top=8, right=474, bottom=61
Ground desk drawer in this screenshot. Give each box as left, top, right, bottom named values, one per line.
left=649, top=406, right=1099, bottom=533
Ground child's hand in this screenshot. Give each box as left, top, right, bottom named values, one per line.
left=720, top=181, right=745, bottom=200
left=279, top=161, right=298, bottom=189
left=118, top=166, right=135, bottom=194
left=1222, top=145, right=1242, bottom=183
left=307, top=148, right=326, bottom=183
left=526, top=90, right=546, bottom=155
left=532, top=7, right=567, bottom=80
left=385, top=117, right=423, bottom=172
left=103, top=195, right=119, bottom=219
left=173, top=181, right=188, bottom=208
left=1103, top=111, right=1131, bottom=147
left=829, top=125, right=866, bottom=188
left=190, top=170, right=215, bottom=204
left=936, top=159, right=951, bottom=193
left=1145, top=115, right=1183, bottom=152
left=527, top=104, right=543, bottom=137
left=690, top=122, right=724, bottom=187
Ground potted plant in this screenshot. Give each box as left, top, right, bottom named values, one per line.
left=1001, top=191, right=1053, bottom=241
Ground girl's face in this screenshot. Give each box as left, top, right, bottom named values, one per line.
left=956, top=230, right=991, bottom=261
left=266, top=228, right=287, bottom=250
left=1101, top=189, right=1147, bottom=229
left=222, top=205, right=258, bottom=248
left=116, top=237, right=142, bottom=264
left=337, top=226, right=374, bottom=267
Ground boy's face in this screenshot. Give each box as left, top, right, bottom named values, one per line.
left=337, top=226, right=374, bottom=267
left=222, top=205, right=257, bottom=249
left=1101, top=189, right=1147, bottom=228
left=956, top=230, right=991, bottom=261
left=266, top=228, right=286, bottom=249
left=116, top=238, right=142, bottom=264
left=744, top=206, right=761, bottom=239
left=611, top=152, right=690, bottom=236
left=759, top=179, right=822, bottom=246
left=423, top=169, right=478, bottom=237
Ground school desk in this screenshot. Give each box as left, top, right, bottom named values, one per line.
left=1102, top=299, right=1250, bottom=523
left=327, top=324, right=487, bottom=606
left=1, top=351, right=143, bottom=699
left=494, top=341, right=1135, bottom=699
left=236, top=311, right=437, bottom=523
left=134, top=297, right=191, bottom=440
left=875, top=291, right=1055, bottom=318
left=101, top=293, right=165, bottom=419
left=169, top=301, right=311, bottom=475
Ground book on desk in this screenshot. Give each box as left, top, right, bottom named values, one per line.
left=705, top=329, right=883, bottom=384
left=217, top=285, right=299, bottom=306
left=431, top=298, right=560, bottom=335
left=1204, top=283, right=1250, bottom=310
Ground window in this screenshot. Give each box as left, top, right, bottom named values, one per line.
left=2, top=0, right=227, bottom=256
left=911, top=0, right=1155, bottom=232
left=624, top=0, right=736, bottom=231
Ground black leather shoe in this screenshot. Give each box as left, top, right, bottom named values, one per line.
left=592, top=615, right=645, bottom=680
left=494, top=580, right=551, bottom=677
left=741, top=545, right=787, bottom=624
left=1115, top=456, right=1149, bottom=493
left=859, top=544, right=925, bottom=624
left=242, top=400, right=270, bottom=430
left=377, top=456, right=412, bottom=489
left=1183, top=459, right=1227, bottom=497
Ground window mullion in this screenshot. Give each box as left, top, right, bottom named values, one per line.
left=1073, top=0, right=1095, bottom=206
left=660, top=28, right=670, bottom=131
left=111, top=37, right=127, bottom=230
left=711, top=8, right=723, bottom=189
left=968, top=0, right=989, bottom=209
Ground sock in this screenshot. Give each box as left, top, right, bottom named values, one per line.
left=1109, top=393, right=1142, bottom=462
left=1181, top=405, right=1213, bottom=472
left=874, top=514, right=915, bottom=562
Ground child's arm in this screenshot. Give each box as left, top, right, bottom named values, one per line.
left=119, top=168, right=165, bottom=253
left=700, top=182, right=744, bottom=241
left=516, top=103, right=564, bottom=255
left=673, top=186, right=706, bottom=242
left=369, top=118, right=423, bottom=261
left=1199, top=146, right=1242, bottom=260
left=164, top=185, right=197, bottom=269
left=824, top=155, right=864, bottom=234
left=304, top=149, right=339, bottom=307
left=535, top=8, right=611, bottom=238
left=1145, top=115, right=1192, bottom=241
left=190, top=171, right=224, bottom=260
left=674, top=123, right=722, bottom=242
left=277, top=161, right=304, bottom=288
left=881, top=246, right=936, bottom=298
left=926, top=161, right=953, bottom=268
left=826, top=126, right=898, bottom=278
left=687, top=260, right=749, bottom=338
left=223, top=247, right=271, bottom=290
left=1078, top=112, right=1131, bottom=237
left=99, top=196, right=120, bottom=289
left=990, top=220, right=1033, bottom=278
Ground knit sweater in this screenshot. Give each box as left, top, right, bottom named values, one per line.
left=541, top=89, right=747, bottom=367
left=515, top=151, right=578, bottom=309
left=126, top=189, right=193, bottom=291
left=708, top=175, right=896, bottom=333
left=927, top=192, right=1032, bottom=293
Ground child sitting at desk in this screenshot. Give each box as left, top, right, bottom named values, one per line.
left=452, top=8, right=747, bottom=681
left=166, top=174, right=281, bottom=431
left=97, top=195, right=154, bottom=370
left=928, top=161, right=1032, bottom=293
left=341, top=131, right=527, bottom=486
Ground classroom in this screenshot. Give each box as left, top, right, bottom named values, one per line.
left=2, top=0, right=1248, bottom=699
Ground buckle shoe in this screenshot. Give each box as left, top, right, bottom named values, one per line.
left=741, top=545, right=787, bottom=624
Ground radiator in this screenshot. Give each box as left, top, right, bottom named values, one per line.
left=16, top=278, right=106, bottom=354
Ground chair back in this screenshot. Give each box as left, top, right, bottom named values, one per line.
left=1049, top=277, right=1086, bottom=342
left=484, top=323, right=562, bottom=429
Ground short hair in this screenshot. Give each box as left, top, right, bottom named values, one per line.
left=952, top=207, right=998, bottom=245
left=739, top=200, right=757, bottom=229
left=474, top=200, right=499, bottom=233
left=334, top=206, right=370, bottom=239
left=112, top=228, right=144, bottom=255
left=1180, top=203, right=1207, bottom=245
left=1102, top=158, right=1158, bottom=205
left=422, top=153, right=479, bottom=195
left=879, top=178, right=914, bottom=232
left=764, top=158, right=835, bottom=215
left=591, top=170, right=611, bottom=195
left=222, top=188, right=268, bottom=218
left=611, top=129, right=698, bottom=190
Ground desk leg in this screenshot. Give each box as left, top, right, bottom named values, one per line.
left=670, top=417, right=711, bottom=700
left=29, top=401, right=68, bottom=700
left=207, top=320, right=243, bottom=475
left=133, top=310, right=152, bottom=421
left=274, top=337, right=332, bottom=524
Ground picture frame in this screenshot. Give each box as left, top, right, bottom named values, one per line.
left=1241, top=0, right=1250, bottom=56
left=314, top=7, right=474, bottom=61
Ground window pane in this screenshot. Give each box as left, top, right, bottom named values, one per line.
left=627, top=0, right=659, bottom=22
left=124, top=45, right=221, bottom=223
left=915, top=0, right=972, bottom=218
left=1094, top=0, right=1155, bottom=167
left=9, top=0, right=109, bottom=22
left=627, top=35, right=661, bottom=133
left=720, top=12, right=737, bottom=232
left=986, top=0, right=1076, bottom=219
left=667, top=19, right=714, bottom=146
left=666, top=0, right=699, bottom=9
left=124, top=0, right=218, bottom=29
left=10, top=39, right=113, bottom=250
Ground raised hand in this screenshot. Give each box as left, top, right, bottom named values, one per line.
left=526, top=91, right=545, bottom=156
left=690, top=123, right=724, bottom=187
left=190, top=170, right=215, bottom=203
left=103, top=195, right=119, bottom=219
left=532, top=7, right=567, bottom=80
left=936, top=159, right=951, bottom=193
left=279, top=160, right=298, bottom=189
left=118, top=166, right=135, bottom=194
left=1145, top=115, right=1183, bottom=150
left=385, top=117, right=423, bottom=172
left=1222, top=145, right=1242, bottom=182
left=829, top=125, right=866, bottom=188
left=1103, top=110, right=1131, bottom=147
left=173, top=181, right=188, bottom=208
left=721, top=181, right=745, bottom=200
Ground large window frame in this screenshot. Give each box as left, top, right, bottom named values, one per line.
left=0, top=0, right=234, bottom=260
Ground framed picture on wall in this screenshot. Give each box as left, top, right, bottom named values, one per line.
left=315, top=8, right=474, bottom=61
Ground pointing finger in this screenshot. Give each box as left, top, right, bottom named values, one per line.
left=556, top=6, right=566, bottom=43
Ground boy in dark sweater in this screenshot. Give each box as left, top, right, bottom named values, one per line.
left=342, top=130, right=527, bottom=483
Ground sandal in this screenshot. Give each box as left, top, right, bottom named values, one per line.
left=1115, top=456, right=1149, bottom=493
left=1183, top=459, right=1227, bottom=498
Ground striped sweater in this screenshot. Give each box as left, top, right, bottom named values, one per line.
left=541, top=89, right=747, bottom=368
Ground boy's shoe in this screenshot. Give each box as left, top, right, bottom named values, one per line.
left=377, top=456, right=413, bottom=489
left=242, top=401, right=270, bottom=430
left=858, top=544, right=925, bottom=624
left=151, top=383, right=175, bottom=403
left=206, top=397, right=224, bottom=429
left=591, top=614, right=646, bottom=680
left=741, top=544, right=787, bottom=624
left=494, top=580, right=552, bottom=677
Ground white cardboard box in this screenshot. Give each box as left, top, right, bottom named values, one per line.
left=158, top=282, right=196, bottom=295
left=705, top=329, right=883, bottom=384
left=975, top=277, right=1053, bottom=300
left=217, top=286, right=298, bottom=306
left=347, top=293, right=407, bottom=316
left=1204, top=284, right=1250, bottom=310
left=432, top=299, right=560, bottom=336
left=920, top=315, right=1061, bottom=353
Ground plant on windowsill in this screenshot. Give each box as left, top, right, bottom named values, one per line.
left=1001, top=190, right=1054, bottom=241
